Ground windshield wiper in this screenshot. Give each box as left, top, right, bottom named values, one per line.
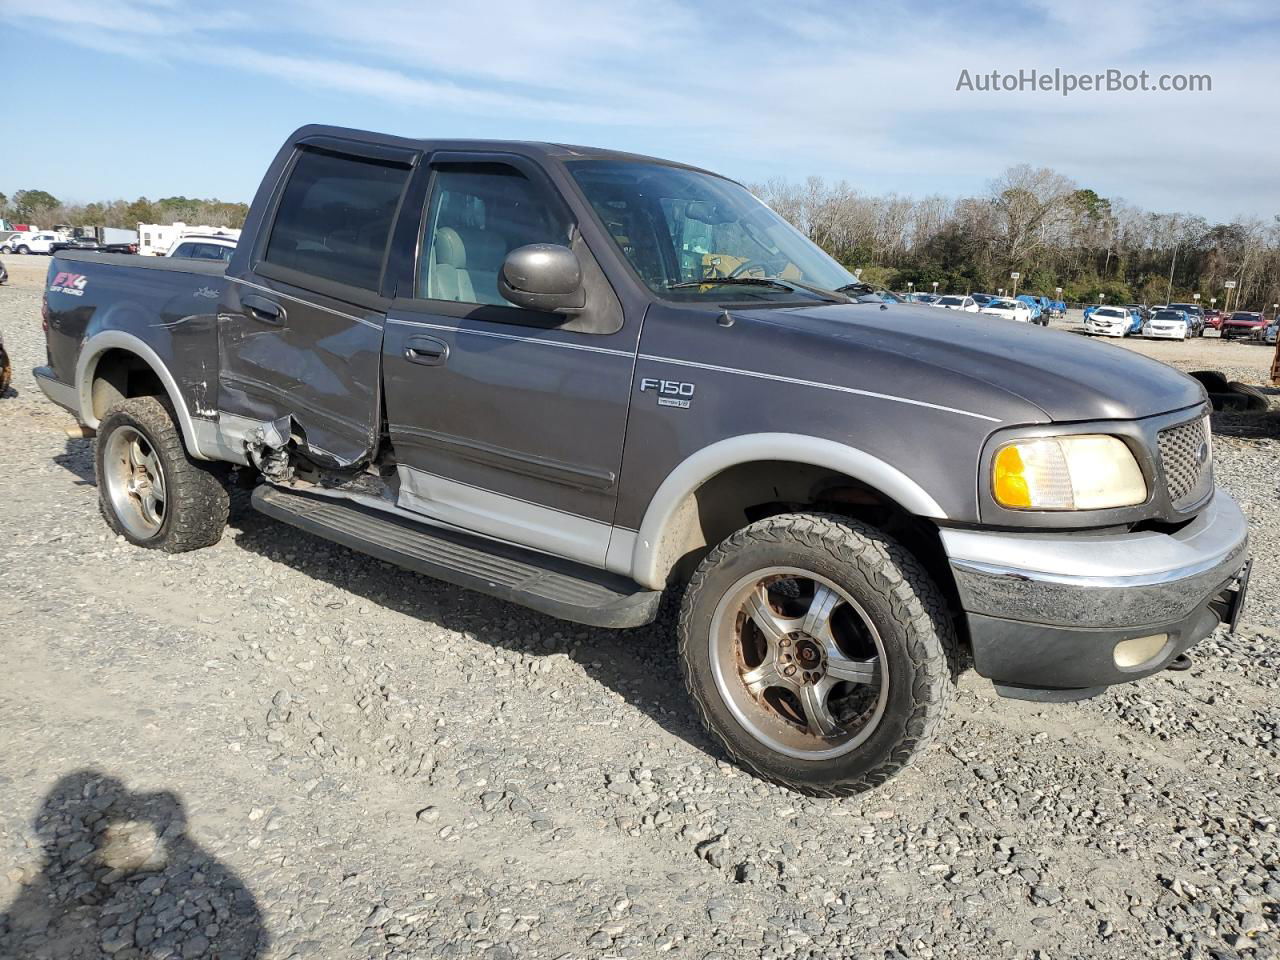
left=668, top=277, right=849, bottom=303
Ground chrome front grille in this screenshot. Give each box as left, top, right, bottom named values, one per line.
left=1158, top=415, right=1213, bottom=509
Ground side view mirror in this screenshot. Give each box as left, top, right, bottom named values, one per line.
left=498, top=244, right=585, bottom=313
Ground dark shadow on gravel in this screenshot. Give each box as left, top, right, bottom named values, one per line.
left=1212, top=400, right=1280, bottom=441
left=226, top=503, right=720, bottom=758
left=51, top=436, right=96, bottom=485
left=0, top=770, right=266, bottom=959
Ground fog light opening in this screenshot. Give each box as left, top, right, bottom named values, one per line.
left=1113, top=633, right=1171, bottom=670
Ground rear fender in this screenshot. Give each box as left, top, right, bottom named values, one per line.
left=75, top=330, right=219, bottom=460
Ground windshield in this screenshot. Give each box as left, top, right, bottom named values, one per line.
left=1153, top=311, right=1184, bottom=321
left=569, top=160, right=855, bottom=302
left=988, top=299, right=1019, bottom=310
left=938, top=296, right=965, bottom=306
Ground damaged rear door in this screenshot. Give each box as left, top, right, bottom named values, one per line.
left=217, top=137, right=417, bottom=466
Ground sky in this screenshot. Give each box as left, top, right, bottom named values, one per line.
left=3, top=0, right=1279, bottom=222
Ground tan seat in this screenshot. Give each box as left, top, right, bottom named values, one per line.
left=427, top=226, right=509, bottom=305
left=428, top=227, right=475, bottom=302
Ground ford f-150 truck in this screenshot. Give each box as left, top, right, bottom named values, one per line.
left=35, top=125, right=1250, bottom=795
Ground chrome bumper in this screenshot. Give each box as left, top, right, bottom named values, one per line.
left=942, top=490, right=1250, bottom=696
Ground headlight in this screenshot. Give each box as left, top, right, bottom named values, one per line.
left=992, top=435, right=1147, bottom=510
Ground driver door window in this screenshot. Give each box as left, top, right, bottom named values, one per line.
left=418, top=166, right=569, bottom=308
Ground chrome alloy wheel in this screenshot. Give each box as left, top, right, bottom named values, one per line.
left=103, top=425, right=167, bottom=539
left=709, top=567, right=889, bottom=760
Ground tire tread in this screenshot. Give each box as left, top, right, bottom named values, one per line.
left=95, top=396, right=229, bottom=552
left=678, top=512, right=956, bottom=797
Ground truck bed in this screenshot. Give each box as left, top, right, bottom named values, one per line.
left=41, top=250, right=228, bottom=430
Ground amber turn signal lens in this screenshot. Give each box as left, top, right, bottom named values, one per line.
left=993, top=444, right=1031, bottom=508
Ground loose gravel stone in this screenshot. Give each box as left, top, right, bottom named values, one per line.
left=0, top=266, right=1277, bottom=959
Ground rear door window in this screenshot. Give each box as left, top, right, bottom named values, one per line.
left=264, top=147, right=410, bottom=292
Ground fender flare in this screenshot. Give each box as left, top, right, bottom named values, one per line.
left=627, top=432, right=948, bottom=589
left=75, top=330, right=211, bottom=459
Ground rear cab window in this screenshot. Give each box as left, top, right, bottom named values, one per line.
left=261, top=146, right=412, bottom=294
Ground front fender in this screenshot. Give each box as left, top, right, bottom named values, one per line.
left=620, top=432, right=948, bottom=589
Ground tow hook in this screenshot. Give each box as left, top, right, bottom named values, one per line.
left=1166, top=653, right=1193, bottom=672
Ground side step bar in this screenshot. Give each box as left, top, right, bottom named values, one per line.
left=251, top=485, right=662, bottom=629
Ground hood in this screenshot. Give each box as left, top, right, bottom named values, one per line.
left=736, top=301, right=1206, bottom=423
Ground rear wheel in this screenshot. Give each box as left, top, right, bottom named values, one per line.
left=95, top=396, right=229, bottom=552
left=16, top=245, right=30, bottom=255
left=679, top=513, right=956, bottom=795
left=0, top=347, right=11, bottom=395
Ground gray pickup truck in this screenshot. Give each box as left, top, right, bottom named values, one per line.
left=36, top=125, right=1250, bottom=795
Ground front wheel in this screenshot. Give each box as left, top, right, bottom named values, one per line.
left=95, top=396, right=229, bottom=552
left=16, top=245, right=30, bottom=255
left=679, top=513, right=956, bottom=796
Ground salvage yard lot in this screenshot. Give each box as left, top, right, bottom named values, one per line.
left=1, top=256, right=1278, bottom=959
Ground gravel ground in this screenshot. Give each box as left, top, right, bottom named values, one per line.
left=1, top=256, right=1278, bottom=960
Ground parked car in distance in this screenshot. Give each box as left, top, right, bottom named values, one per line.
left=979, top=298, right=1034, bottom=322
left=1145, top=309, right=1190, bottom=341
left=166, top=236, right=238, bottom=261
left=1016, top=295, right=1049, bottom=325
left=4, top=231, right=67, bottom=254
left=1084, top=305, right=1133, bottom=337
left=35, top=123, right=1251, bottom=796
left=935, top=294, right=978, bottom=312
left=49, top=236, right=105, bottom=254
left=905, top=292, right=939, bottom=304
left=1203, top=309, right=1225, bottom=330
left=1166, top=303, right=1205, bottom=337
left=1264, top=320, right=1278, bottom=345
left=1221, top=311, right=1267, bottom=341
left=1047, top=299, right=1066, bottom=318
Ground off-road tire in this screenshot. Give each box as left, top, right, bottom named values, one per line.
left=679, top=512, right=957, bottom=796
left=95, top=396, right=229, bottom=552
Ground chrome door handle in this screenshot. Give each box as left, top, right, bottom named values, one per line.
left=405, top=335, right=449, bottom=365
left=242, top=294, right=285, bottom=325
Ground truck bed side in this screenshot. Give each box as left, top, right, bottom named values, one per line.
left=39, top=251, right=228, bottom=451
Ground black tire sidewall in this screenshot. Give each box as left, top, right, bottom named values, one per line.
left=681, top=517, right=948, bottom=793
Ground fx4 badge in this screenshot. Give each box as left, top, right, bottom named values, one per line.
left=49, top=271, right=88, bottom=297
left=640, top=377, right=695, bottom=409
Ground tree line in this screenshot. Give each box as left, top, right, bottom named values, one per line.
left=6, top=168, right=1278, bottom=312
left=0, top=190, right=248, bottom=232
left=751, top=166, right=1280, bottom=311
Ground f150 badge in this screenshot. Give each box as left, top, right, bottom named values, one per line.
left=640, top=377, right=695, bottom=409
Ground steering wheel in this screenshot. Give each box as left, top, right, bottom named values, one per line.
left=728, top=258, right=784, bottom=279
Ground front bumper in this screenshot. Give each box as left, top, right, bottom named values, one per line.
left=942, top=489, right=1249, bottom=699
left=1146, top=325, right=1187, bottom=339
left=1085, top=321, right=1127, bottom=337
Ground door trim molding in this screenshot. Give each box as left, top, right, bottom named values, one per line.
left=397, top=467, right=614, bottom=567
left=390, top=424, right=617, bottom=491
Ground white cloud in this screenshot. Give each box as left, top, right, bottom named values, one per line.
left=3, top=0, right=1278, bottom=218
